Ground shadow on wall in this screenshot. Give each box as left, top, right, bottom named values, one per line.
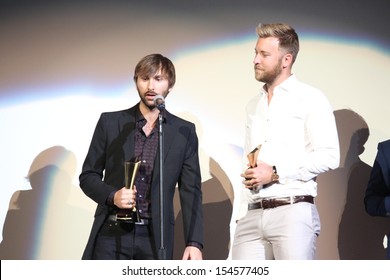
left=0, top=146, right=92, bottom=260
left=173, top=157, right=233, bottom=260
left=316, top=109, right=388, bottom=260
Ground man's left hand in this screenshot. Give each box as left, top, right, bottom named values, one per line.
left=182, top=246, right=202, bottom=260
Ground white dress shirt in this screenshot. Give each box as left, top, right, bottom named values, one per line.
left=236, top=75, right=340, bottom=220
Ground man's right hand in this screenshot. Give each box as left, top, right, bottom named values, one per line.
left=114, top=186, right=137, bottom=209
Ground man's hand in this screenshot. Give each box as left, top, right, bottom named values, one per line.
left=114, top=186, right=137, bottom=209
left=182, top=246, right=202, bottom=260
left=241, top=161, right=273, bottom=189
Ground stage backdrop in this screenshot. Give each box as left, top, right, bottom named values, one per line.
left=0, top=0, right=389, bottom=260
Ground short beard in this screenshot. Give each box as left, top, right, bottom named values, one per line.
left=137, top=87, right=169, bottom=110
left=255, top=59, right=283, bottom=85
left=140, top=95, right=158, bottom=110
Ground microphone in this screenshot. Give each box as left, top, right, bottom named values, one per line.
left=153, top=95, right=165, bottom=111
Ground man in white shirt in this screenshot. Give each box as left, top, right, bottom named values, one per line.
left=231, top=23, right=340, bottom=260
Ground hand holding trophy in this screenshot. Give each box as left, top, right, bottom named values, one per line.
left=115, top=159, right=141, bottom=222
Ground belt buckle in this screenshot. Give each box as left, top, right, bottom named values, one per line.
left=135, top=219, right=148, bottom=225
left=115, top=208, right=141, bottom=223
left=115, top=212, right=135, bottom=222
left=261, top=199, right=271, bottom=209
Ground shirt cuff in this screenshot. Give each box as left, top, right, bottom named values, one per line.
left=187, top=241, right=203, bottom=251
left=106, top=191, right=115, bottom=206
left=385, top=196, right=390, bottom=216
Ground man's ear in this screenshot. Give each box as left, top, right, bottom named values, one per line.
left=282, top=53, right=293, bottom=68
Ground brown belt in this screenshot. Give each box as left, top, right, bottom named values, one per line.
left=248, top=195, right=314, bottom=210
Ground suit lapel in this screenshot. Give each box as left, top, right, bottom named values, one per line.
left=162, top=112, right=177, bottom=161
left=151, top=111, right=177, bottom=187
left=119, top=106, right=137, bottom=162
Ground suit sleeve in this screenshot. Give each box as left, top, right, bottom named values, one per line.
left=364, top=142, right=390, bottom=217
left=177, top=123, right=204, bottom=247
left=79, top=113, right=117, bottom=205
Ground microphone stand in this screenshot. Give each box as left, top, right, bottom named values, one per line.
left=157, top=109, right=166, bottom=260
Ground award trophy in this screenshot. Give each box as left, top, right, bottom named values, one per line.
left=246, top=144, right=261, bottom=191
left=247, top=144, right=262, bottom=168
left=115, top=159, right=141, bottom=222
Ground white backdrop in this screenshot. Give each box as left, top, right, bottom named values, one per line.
left=0, top=0, right=389, bottom=259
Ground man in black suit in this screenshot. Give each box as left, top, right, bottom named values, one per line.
left=79, top=54, right=203, bottom=260
left=364, top=139, right=390, bottom=259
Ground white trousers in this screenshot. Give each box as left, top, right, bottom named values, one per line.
left=232, top=202, right=320, bottom=260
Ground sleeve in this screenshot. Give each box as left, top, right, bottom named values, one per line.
left=282, top=91, right=340, bottom=183
left=178, top=123, right=204, bottom=248
left=364, top=142, right=390, bottom=217
left=79, top=113, right=117, bottom=205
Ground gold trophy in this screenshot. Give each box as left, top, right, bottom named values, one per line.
left=246, top=144, right=261, bottom=191
left=247, top=144, right=261, bottom=168
left=116, top=159, right=141, bottom=222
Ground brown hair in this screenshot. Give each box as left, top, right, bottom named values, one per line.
left=256, top=23, right=299, bottom=63
left=133, top=54, right=176, bottom=88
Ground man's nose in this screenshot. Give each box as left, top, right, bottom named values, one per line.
left=147, top=79, right=155, bottom=91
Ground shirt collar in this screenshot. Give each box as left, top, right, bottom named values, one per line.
left=135, top=104, right=167, bottom=123
left=261, top=74, right=297, bottom=94
left=135, top=106, right=144, bottom=122
left=278, top=74, right=297, bottom=92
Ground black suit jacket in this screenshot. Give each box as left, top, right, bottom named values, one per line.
left=364, top=139, right=390, bottom=217
left=79, top=104, right=203, bottom=259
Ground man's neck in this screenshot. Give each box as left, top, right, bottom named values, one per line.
left=140, top=103, right=159, bottom=120
left=265, top=72, right=292, bottom=104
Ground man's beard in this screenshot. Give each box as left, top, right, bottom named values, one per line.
left=255, top=59, right=283, bottom=84
left=140, top=95, right=157, bottom=110
left=138, top=88, right=168, bottom=110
